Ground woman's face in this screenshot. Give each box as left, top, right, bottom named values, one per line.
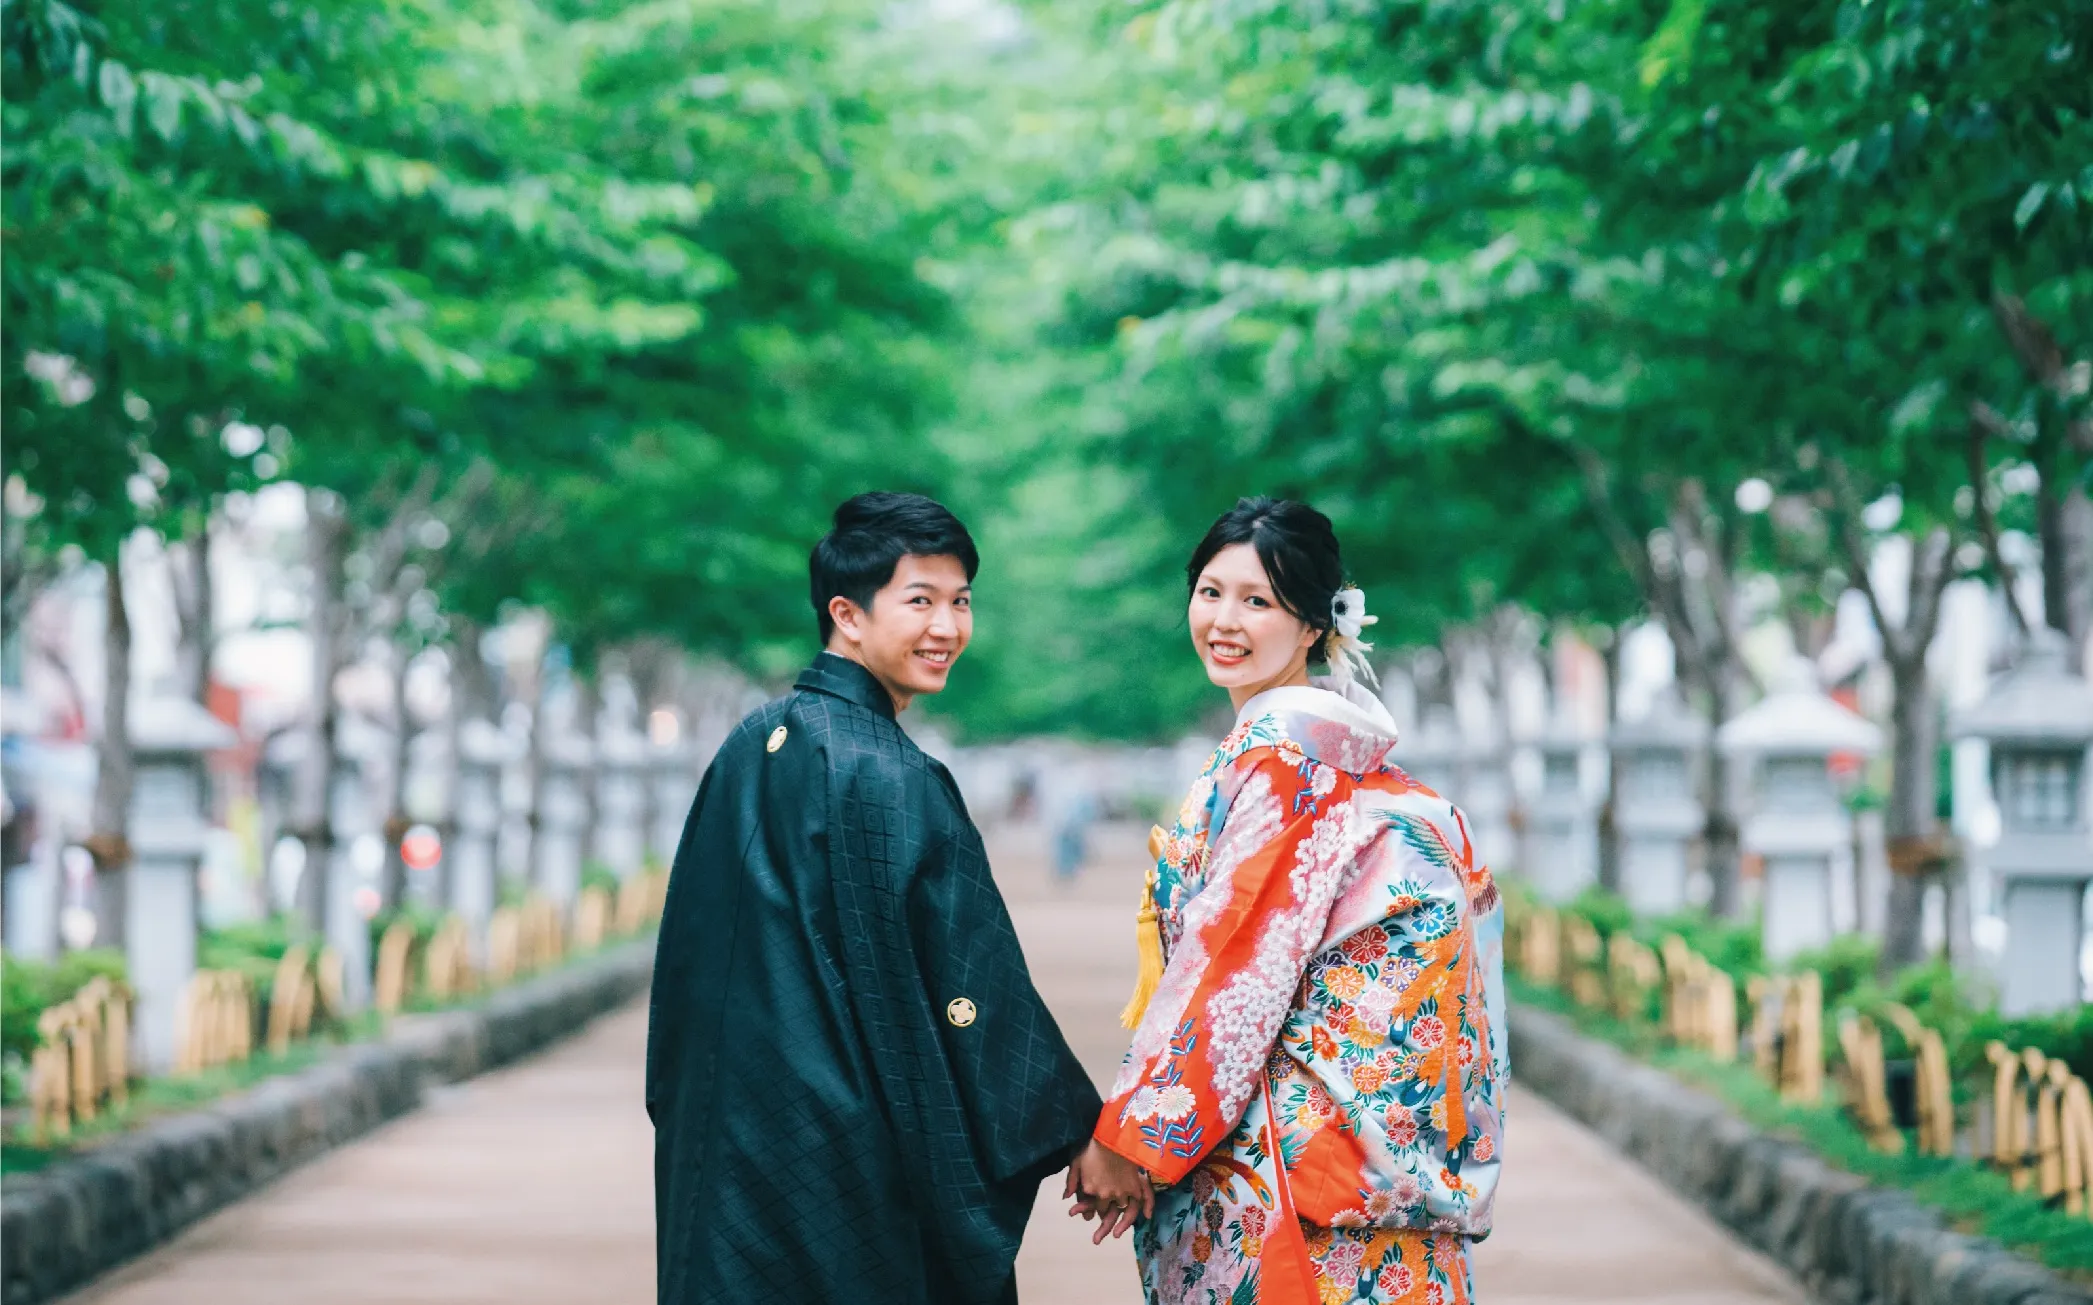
left=1188, top=543, right=1321, bottom=700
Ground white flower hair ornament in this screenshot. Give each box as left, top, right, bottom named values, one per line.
left=1323, top=586, right=1380, bottom=690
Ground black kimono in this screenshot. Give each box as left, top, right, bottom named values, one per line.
left=646, top=653, right=1103, bottom=1305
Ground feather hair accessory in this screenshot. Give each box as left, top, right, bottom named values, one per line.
left=1323, top=586, right=1380, bottom=691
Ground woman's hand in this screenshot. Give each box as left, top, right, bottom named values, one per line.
left=1062, top=1139, right=1154, bottom=1244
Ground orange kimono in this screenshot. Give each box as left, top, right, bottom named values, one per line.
left=1096, top=685, right=1506, bottom=1305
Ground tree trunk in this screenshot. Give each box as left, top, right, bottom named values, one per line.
left=575, top=674, right=601, bottom=876
left=442, top=621, right=496, bottom=907
left=1702, top=670, right=1745, bottom=920
left=526, top=665, right=554, bottom=895
left=1878, top=655, right=1940, bottom=973
left=2038, top=453, right=2092, bottom=653
left=172, top=524, right=214, bottom=706
left=1596, top=630, right=1624, bottom=895
left=380, top=644, right=415, bottom=909
left=296, top=492, right=349, bottom=929
left=1990, top=295, right=2092, bottom=655
left=87, top=544, right=135, bottom=948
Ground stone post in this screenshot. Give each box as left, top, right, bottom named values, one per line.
left=1523, top=720, right=1597, bottom=902
left=1462, top=736, right=1516, bottom=877
left=1394, top=706, right=1463, bottom=800
left=1717, top=658, right=1882, bottom=962
left=496, top=706, right=534, bottom=891
left=449, top=720, right=510, bottom=945
left=534, top=732, right=593, bottom=907
left=593, top=730, right=649, bottom=879
left=1952, top=631, right=2093, bottom=1016
left=124, top=697, right=236, bottom=1073
left=649, top=740, right=696, bottom=867
left=2, top=704, right=61, bottom=959
left=1610, top=688, right=1708, bottom=917
left=3, top=840, right=60, bottom=961
left=325, top=728, right=381, bottom=1012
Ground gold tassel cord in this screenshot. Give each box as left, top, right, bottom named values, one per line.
left=1120, top=825, right=1169, bottom=1030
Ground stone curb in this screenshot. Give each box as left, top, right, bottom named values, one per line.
left=2, top=942, right=655, bottom=1305
left=1509, top=1002, right=2093, bottom=1305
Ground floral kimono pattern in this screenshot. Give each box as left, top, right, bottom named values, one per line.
left=1096, top=685, right=1506, bottom=1305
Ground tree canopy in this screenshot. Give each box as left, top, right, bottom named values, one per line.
left=5, top=0, right=2086, bottom=744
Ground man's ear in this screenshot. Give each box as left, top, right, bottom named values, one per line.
left=829, top=594, right=866, bottom=644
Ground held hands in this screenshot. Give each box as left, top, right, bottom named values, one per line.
left=1062, top=1140, right=1155, bottom=1245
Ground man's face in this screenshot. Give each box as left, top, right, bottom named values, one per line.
left=828, top=553, right=973, bottom=710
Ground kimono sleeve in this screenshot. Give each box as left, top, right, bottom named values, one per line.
left=910, top=808, right=1103, bottom=1188
left=1382, top=802, right=1506, bottom=1236
left=1095, top=747, right=1344, bottom=1185
left=828, top=755, right=1099, bottom=1281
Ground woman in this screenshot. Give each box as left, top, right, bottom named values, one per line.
left=1081, top=498, right=1506, bottom=1305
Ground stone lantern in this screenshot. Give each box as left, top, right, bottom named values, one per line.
left=1394, top=707, right=1465, bottom=815
left=2, top=689, right=59, bottom=960
left=1717, top=658, right=1882, bottom=962
left=1462, top=733, right=1517, bottom=880
left=324, top=718, right=386, bottom=1012
left=649, top=738, right=697, bottom=868
left=125, top=696, right=237, bottom=1072
left=1953, top=630, right=2093, bottom=1016
left=1523, top=718, right=1598, bottom=903
left=449, top=719, right=513, bottom=942
left=496, top=704, right=534, bottom=889
left=1610, top=687, right=1709, bottom=917
left=593, top=729, right=650, bottom=879
left=534, top=731, right=593, bottom=907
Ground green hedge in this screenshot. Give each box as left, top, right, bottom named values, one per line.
left=1534, top=885, right=2093, bottom=1092
left=1514, top=974, right=2093, bottom=1280
left=1, top=949, right=129, bottom=1106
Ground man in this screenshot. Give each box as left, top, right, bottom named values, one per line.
left=647, top=492, right=1148, bottom=1305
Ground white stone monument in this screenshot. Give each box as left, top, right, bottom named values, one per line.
left=497, top=704, right=535, bottom=889
left=649, top=739, right=696, bottom=867
left=1394, top=706, right=1464, bottom=801
left=1953, top=630, right=2093, bottom=1016
left=126, top=696, right=237, bottom=1072
left=1462, top=735, right=1517, bottom=878
left=593, top=729, right=649, bottom=878
left=1523, top=718, right=1598, bottom=902
left=2, top=692, right=61, bottom=959
left=1611, top=688, right=1708, bottom=916
left=534, top=732, right=593, bottom=906
left=450, top=719, right=512, bottom=945
left=325, top=724, right=384, bottom=1012
left=1718, top=659, right=1882, bottom=961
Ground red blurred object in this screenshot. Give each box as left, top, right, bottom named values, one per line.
left=401, top=825, right=442, bottom=871
left=1828, top=682, right=1865, bottom=777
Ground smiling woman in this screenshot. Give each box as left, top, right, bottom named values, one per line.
left=1184, top=497, right=1344, bottom=711
left=1080, top=495, right=1509, bottom=1305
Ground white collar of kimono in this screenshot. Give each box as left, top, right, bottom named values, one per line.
left=1236, top=681, right=1401, bottom=745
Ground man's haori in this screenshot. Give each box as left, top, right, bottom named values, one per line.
left=647, top=653, right=1102, bottom=1305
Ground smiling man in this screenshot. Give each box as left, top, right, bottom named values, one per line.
left=646, top=492, right=1131, bottom=1305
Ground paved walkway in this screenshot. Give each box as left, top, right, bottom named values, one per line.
left=60, top=822, right=1805, bottom=1305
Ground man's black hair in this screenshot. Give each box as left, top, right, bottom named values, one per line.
left=810, top=492, right=980, bottom=644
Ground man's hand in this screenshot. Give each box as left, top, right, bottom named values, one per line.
left=1062, top=1139, right=1154, bottom=1244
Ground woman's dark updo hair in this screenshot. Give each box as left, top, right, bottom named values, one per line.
left=1185, top=497, right=1346, bottom=668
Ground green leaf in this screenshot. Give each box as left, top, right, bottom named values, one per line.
left=1889, top=379, right=1947, bottom=435
left=1640, top=0, right=1707, bottom=89
left=97, top=59, right=138, bottom=137
left=2014, top=182, right=2050, bottom=232
left=141, top=71, right=184, bottom=143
